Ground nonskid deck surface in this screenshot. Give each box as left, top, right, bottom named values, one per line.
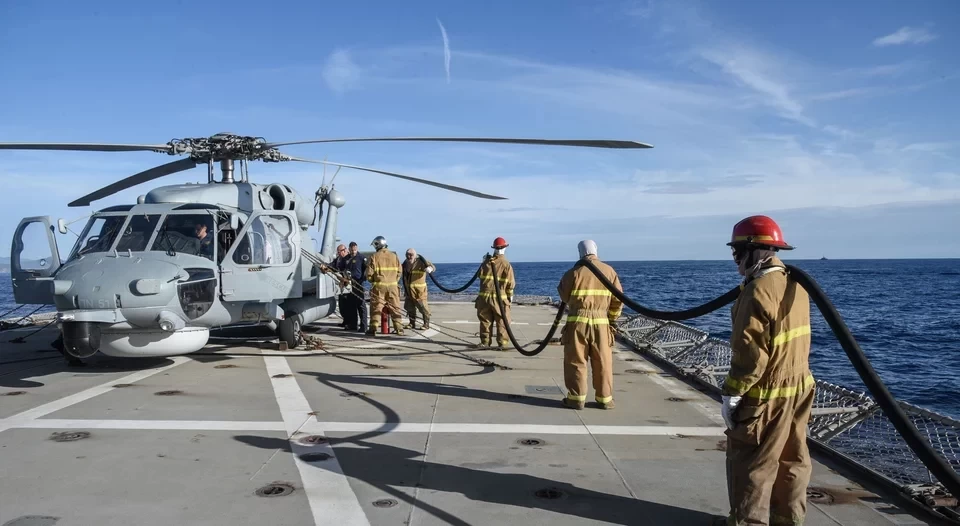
left=0, top=303, right=933, bottom=525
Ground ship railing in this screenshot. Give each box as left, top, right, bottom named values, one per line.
left=616, top=311, right=960, bottom=516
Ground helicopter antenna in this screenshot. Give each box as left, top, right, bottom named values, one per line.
left=329, top=165, right=342, bottom=186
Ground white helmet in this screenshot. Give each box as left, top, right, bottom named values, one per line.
left=371, top=236, right=387, bottom=250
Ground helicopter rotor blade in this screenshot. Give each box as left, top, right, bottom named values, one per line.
left=265, top=137, right=653, bottom=149
left=283, top=155, right=507, bottom=200
left=0, top=142, right=174, bottom=153
left=68, top=158, right=198, bottom=207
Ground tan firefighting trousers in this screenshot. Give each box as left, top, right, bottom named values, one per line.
left=404, top=296, right=430, bottom=327
left=726, top=385, right=815, bottom=525
left=562, top=317, right=614, bottom=404
left=477, top=302, right=510, bottom=347
left=369, top=284, right=403, bottom=331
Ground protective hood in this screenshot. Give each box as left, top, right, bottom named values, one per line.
left=578, top=240, right=598, bottom=259
left=738, top=249, right=782, bottom=280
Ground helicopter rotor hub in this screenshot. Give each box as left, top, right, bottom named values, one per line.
left=167, top=134, right=286, bottom=164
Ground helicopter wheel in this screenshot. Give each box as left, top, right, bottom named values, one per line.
left=278, top=317, right=303, bottom=349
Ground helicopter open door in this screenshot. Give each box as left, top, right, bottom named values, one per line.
left=10, top=216, right=63, bottom=305
left=219, top=211, right=303, bottom=302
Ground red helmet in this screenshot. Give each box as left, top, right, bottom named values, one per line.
left=727, top=215, right=794, bottom=250
left=491, top=237, right=509, bottom=249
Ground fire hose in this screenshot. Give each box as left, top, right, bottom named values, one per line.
left=575, top=257, right=960, bottom=502
left=427, top=261, right=483, bottom=293
left=423, top=254, right=960, bottom=501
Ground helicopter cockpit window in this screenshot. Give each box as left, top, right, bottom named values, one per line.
left=232, top=214, right=294, bottom=266
left=115, top=214, right=161, bottom=252
left=150, top=214, right=215, bottom=260
left=70, top=215, right=127, bottom=260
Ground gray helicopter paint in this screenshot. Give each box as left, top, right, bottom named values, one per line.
left=318, top=188, right=345, bottom=261
left=144, top=182, right=315, bottom=227
left=11, top=165, right=347, bottom=357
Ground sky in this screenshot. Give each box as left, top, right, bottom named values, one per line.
left=1, top=0, right=958, bottom=263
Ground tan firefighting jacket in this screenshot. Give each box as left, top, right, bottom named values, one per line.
left=403, top=256, right=433, bottom=302
left=723, top=256, right=814, bottom=403
left=366, top=248, right=401, bottom=290
left=557, top=255, right=623, bottom=327
left=476, top=254, right=515, bottom=308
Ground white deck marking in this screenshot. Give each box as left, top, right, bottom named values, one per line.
left=263, top=353, right=370, bottom=526
left=303, top=421, right=726, bottom=436
left=18, top=419, right=286, bottom=431
left=3, top=418, right=723, bottom=436
left=323, top=328, right=439, bottom=352
left=615, top=348, right=726, bottom=425
left=0, top=357, right=188, bottom=433
left=443, top=320, right=476, bottom=324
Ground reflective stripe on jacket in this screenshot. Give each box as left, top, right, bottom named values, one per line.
left=477, top=255, right=515, bottom=301
left=403, top=256, right=433, bottom=301
left=557, top=255, right=623, bottom=326
left=723, top=256, right=814, bottom=402
left=366, top=248, right=401, bottom=288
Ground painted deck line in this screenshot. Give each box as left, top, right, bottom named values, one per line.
left=303, top=421, right=726, bottom=436
left=18, top=419, right=287, bottom=431
left=263, top=353, right=370, bottom=526
left=0, top=357, right=188, bottom=433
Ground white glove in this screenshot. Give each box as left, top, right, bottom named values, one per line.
left=508, top=296, right=513, bottom=304
left=721, top=395, right=742, bottom=430
left=426, top=266, right=435, bottom=274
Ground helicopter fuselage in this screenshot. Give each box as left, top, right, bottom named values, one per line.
left=9, top=181, right=346, bottom=358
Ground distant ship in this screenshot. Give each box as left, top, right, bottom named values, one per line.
left=820, top=256, right=828, bottom=260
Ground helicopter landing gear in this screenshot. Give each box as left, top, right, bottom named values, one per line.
left=278, top=317, right=303, bottom=349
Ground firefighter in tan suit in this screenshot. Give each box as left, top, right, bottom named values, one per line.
left=722, top=215, right=814, bottom=526
left=365, top=236, right=405, bottom=336
left=557, top=240, right=623, bottom=410
left=474, top=237, right=515, bottom=350
left=402, top=248, right=435, bottom=330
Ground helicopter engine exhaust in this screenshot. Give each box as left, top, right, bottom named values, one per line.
left=61, top=321, right=101, bottom=359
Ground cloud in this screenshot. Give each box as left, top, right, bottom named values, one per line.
left=902, top=142, right=958, bottom=155
left=697, top=46, right=811, bottom=125
left=436, top=18, right=451, bottom=84
left=872, top=26, right=938, bottom=47
left=322, top=49, right=361, bottom=94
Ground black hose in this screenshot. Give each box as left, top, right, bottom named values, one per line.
left=428, top=263, right=483, bottom=294
left=786, top=264, right=960, bottom=500
left=488, top=258, right=566, bottom=357
left=578, top=258, right=740, bottom=320
left=575, top=257, right=959, bottom=499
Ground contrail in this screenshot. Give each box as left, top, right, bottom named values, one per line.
left=436, top=17, right=450, bottom=83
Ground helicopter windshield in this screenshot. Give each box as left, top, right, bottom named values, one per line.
left=151, top=213, right=216, bottom=260
left=115, top=214, right=162, bottom=252
left=69, top=215, right=127, bottom=260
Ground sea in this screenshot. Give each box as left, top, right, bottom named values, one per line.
left=2, top=258, right=959, bottom=419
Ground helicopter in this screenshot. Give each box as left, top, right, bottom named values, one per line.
left=3, top=133, right=651, bottom=360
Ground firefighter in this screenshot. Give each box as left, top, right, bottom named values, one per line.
left=402, top=248, right=435, bottom=330
left=474, top=237, right=515, bottom=350
left=721, top=215, right=815, bottom=526
left=557, top=240, right=623, bottom=410
left=365, top=236, right=404, bottom=336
